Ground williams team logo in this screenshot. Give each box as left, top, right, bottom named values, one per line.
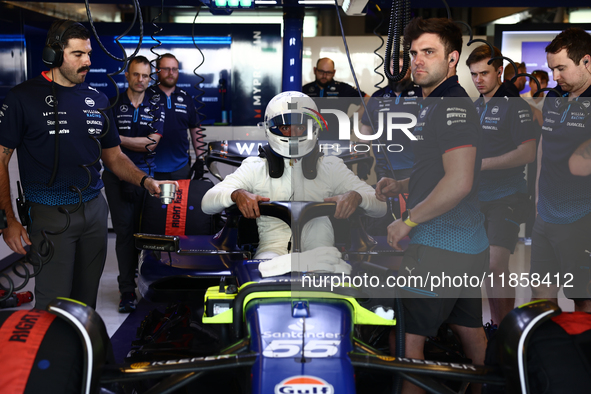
left=491, top=106, right=499, bottom=115
left=85, top=97, right=95, bottom=107
left=177, top=96, right=184, bottom=103
left=45, top=95, right=56, bottom=107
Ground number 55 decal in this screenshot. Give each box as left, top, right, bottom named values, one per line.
left=263, top=339, right=341, bottom=358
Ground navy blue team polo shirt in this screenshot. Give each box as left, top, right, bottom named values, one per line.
left=109, top=91, right=164, bottom=175
left=149, top=85, right=199, bottom=173
left=361, top=84, right=422, bottom=173
left=0, top=72, right=120, bottom=206
left=408, top=75, right=488, bottom=254
left=538, top=84, right=591, bottom=224
left=474, top=81, right=536, bottom=201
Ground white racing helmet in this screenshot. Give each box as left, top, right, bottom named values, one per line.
left=259, top=91, right=321, bottom=158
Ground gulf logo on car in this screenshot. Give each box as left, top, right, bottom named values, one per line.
left=274, top=375, right=334, bottom=394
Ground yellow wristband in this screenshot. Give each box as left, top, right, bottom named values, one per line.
left=402, top=209, right=418, bottom=227
left=404, top=217, right=419, bottom=227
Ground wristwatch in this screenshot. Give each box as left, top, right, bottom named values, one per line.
left=401, top=209, right=418, bottom=228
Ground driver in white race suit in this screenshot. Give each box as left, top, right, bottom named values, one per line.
left=202, top=91, right=386, bottom=259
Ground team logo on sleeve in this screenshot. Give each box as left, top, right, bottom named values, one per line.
left=85, top=97, right=95, bottom=107
left=45, top=95, right=56, bottom=107
left=120, top=105, right=128, bottom=113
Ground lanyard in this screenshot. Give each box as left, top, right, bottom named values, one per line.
left=560, top=93, right=572, bottom=124
left=480, top=102, right=488, bottom=125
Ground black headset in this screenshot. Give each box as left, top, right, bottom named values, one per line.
left=42, top=20, right=84, bottom=68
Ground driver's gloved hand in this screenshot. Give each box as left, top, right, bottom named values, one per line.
left=259, top=246, right=351, bottom=278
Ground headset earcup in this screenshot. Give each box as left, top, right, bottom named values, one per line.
left=42, top=45, right=56, bottom=68
left=42, top=42, right=63, bottom=68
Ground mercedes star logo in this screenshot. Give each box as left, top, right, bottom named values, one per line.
left=45, top=95, right=56, bottom=107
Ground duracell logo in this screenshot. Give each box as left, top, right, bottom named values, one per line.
left=9, top=310, right=43, bottom=343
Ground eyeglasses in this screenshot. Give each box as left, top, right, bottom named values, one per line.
left=160, top=67, right=179, bottom=74
left=316, top=69, right=335, bottom=76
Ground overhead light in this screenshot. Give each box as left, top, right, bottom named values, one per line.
left=341, top=0, right=368, bottom=15
left=0, top=35, right=25, bottom=42
left=254, top=0, right=277, bottom=3
left=570, top=9, right=591, bottom=23
left=298, top=0, right=334, bottom=4
left=117, top=36, right=232, bottom=45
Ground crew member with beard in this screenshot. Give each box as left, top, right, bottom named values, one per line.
left=150, top=53, right=201, bottom=180
left=360, top=53, right=421, bottom=182
left=302, top=57, right=368, bottom=140
left=0, top=20, right=174, bottom=310
left=105, top=55, right=165, bottom=313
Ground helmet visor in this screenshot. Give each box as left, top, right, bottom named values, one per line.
left=261, top=112, right=320, bottom=136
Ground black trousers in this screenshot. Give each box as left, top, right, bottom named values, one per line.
left=28, top=194, right=108, bottom=309
left=103, top=170, right=146, bottom=294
